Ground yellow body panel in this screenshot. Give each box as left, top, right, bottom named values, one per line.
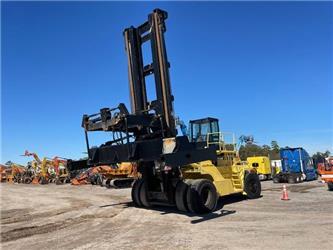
left=180, top=132, right=257, bottom=197
left=247, top=156, right=271, bottom=175
left=182, top=154, right=254, bottom=197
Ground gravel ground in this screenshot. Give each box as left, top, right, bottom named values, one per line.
left=0, top=180, right=332, bottom=250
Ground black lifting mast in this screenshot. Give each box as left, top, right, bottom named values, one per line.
left=123, top=8, right=176, bottom=137
left=74, top=9, right=217, bottom=204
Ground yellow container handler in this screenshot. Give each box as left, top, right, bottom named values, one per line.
left=247, top=156, right=272, bottom=180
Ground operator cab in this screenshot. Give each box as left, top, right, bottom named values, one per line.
left=189, top=117, right=220, bottom=143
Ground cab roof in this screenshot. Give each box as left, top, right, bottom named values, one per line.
left=189, top=117, right=219, bottom=124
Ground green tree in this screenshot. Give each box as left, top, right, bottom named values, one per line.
left=271, top=140, right=280, bottom=151
left=269, top=140, right=280, bottom=160
left=262, top=145, right=271, bottom=157
left=239, top=144, right=265, bottom=161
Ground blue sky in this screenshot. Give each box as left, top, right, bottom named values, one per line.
left=2, top=1, right=332, bottom=164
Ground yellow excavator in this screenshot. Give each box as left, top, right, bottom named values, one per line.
left=23, top=150, right=54, bottom=184
left=52, top=156, right=70, bottom=184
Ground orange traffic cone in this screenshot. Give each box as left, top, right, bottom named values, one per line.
left=281, top=184, right=290, bottom=200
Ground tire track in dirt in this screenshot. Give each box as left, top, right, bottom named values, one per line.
left=1, top=218, right=85, bottom=243
left=1, top=212, right=120, bottom=243
left=1, top=198, right=91, bottom=225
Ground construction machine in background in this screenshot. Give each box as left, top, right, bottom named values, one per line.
left=70, top=165, right=109, bottom=185
left=317, top=156, right=333, bottom=191
left=98, top=162, right=137, bottom=188
left=71, top=165, right=113, bottom=185
left=71, top=167, right=96, bottom=185
left=4, top=162, right=26, bottom=183
left=0, top=164, right=7, bottom=182
left=70, top=162, right=137, bottom=187
left=69, top=9, right=261, bottom=214
left=52, top=156, right=70, bottom=184
left=247, top=156, right=272, bottom=180
left=23, top=150, right=55, bottom=184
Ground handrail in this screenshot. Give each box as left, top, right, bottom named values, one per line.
left=206, top=132, right=237, bottom=152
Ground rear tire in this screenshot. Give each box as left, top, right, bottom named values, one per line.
left=139, top=180, right=151, bottom=208
left=186, top=179, right=218, bottom=214
left=244, top=173, right=261, bottom=199
left=328, top=182, right=333, bottom=191
left=175, top=180, right=191, bottom=212
left=273, top=176, right=280, bottom=183
left=131, top=179, right=144, bottom=207
left=287, top=176, right=296, bottom=184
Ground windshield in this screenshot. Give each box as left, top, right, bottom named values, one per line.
left=190, top=120, right=219, bottom=142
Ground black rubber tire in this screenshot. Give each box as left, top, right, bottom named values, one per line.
left=175, top=180, right=191, bottom=212
left=55, top=178, right=62, bottom=185
left=39, top=177, right=48, bottom=185
left=90, top=174, right=97, bottom=185
left=131, top=179, right=144, bottom=207
left=244, top=173, right=261, bottom=199
left=96, top=174, right=103, bottom=186
left=24, top=177, right=32, bottom=184
left=273, top=176, right=280, bottom=183
left=328, top=182, right=333, bottom=191
left=186, top=179, right=218, bottom=214
left=287, top=176, right=296, bottom=184
left=185, top=180, right=195, bottom=213
left=139, top=180, right=151, bottom=208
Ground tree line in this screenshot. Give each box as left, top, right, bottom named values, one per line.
left=238, top=140, right=331, bottom=162
left=239, top=140, right=280, bottom=161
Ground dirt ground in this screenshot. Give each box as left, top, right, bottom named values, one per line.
left=1, top=180, right=332, bottom=250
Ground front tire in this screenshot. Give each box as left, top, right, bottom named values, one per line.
left=244, top=173, right=261, bottom=199
left=186, top=179, right=218, bottom=214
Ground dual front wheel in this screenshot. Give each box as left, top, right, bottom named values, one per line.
left=175, top=179, right=218, bottom=214
left=131, top=178, right=218, bottom=214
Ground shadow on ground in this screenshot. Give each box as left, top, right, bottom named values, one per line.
left=97, top=193, right=263, bottom=223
